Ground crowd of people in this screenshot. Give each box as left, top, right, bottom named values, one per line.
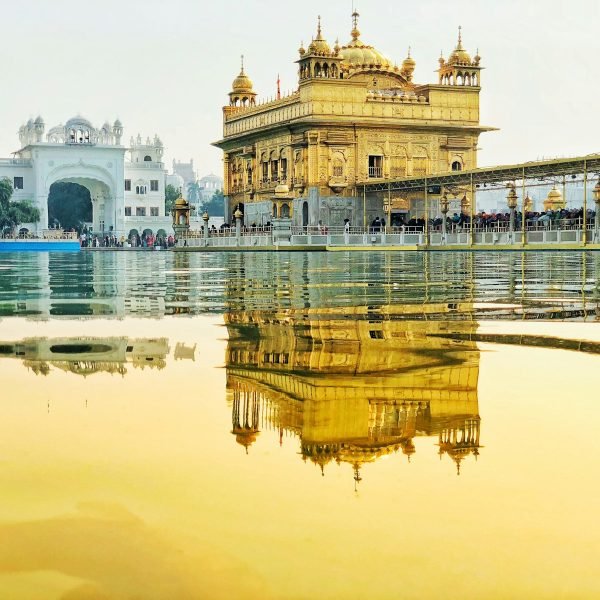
left=79, top=231, right=176, bottom=249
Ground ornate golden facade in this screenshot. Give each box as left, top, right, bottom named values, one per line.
left=225, top=309, right=481, bottom=479
left=214, top=13, right=493, bottom=227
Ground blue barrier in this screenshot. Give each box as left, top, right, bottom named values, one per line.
left=0, top=240, right=80, bottom=252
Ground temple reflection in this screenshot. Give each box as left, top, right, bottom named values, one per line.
left=226, top=307, right=482, bottom=478
left=0, top=337, right=196, bottom=376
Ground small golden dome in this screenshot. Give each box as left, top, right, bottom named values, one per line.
left=448, top=26, right=471, bottom=65
left=401, top=47, right=416, bottom=76
left=547, top=186, right=562, bottom=201
left=232, top=70, right=254, bottom=93
left=175, top=196, right=187, bottom=208
left=307, top=16, right=331, bottom=55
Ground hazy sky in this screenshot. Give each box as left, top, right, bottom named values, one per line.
left=1, top=0, right=599, bottom=177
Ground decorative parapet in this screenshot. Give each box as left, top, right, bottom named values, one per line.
left=224, top=91, right=301, bottom=122
left=366, top=90, right=428, bottom=104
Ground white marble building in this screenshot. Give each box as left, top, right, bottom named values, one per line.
left=0, top=116, right=173, bottom=237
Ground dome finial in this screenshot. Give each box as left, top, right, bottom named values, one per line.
left=317, top=15, right=322, bottom=38
left=240, top=54, right=245, bottom=75
left=407, top=45, right=411, bottom=58
left=457, top=25, right=463, bottom=49
left=351, top=8, right=360, bottom=41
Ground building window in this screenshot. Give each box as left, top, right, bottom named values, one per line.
left=136, top=207, right=146, bottom=217
left=368, top=155, right=383, bottom=178
left=262, top=162, right=269, bottom=183
left=150, top=180, right=159, bottom=192
left=125, top=179, right=131, bottom=191
left=451, top=160, right=462, bottom=171
left=413, top=157, right=428, bottom=176
left=150, top=207, right=159, bottom=216
left=144, top=155, right=152, bottom=162
left=124, top=207, right=132, bottom=216
left=271, top=160, right=279, bottom=182
left=13, top=176, right=24, bottom=190
left=135, top=185, right=147, bottom=195
left=280, top=158, right=287, bottom=181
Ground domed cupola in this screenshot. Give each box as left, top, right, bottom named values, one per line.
left=338, top=11, right=393, bottom=73
left=229, top=56, right=257, bottom=107
left=438, top=27, right=483, bottom=87
left=307, top=16, right=331, bottom=55
left=297, top=16, right=343, bottom=82
left=448, top=26, right=471, bottom=66
left=401, top=47, right=416, bottom=81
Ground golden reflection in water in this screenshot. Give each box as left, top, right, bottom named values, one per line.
left=0, top=315, right=600, bottom=599
left=225, top=310, right=481, bottom=479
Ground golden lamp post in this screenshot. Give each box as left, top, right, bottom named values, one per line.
left=593, top=179, right=600, bottom=240
left=440, top=190, right=449, bottom=240
left=506, top=184, right=519, bottom=241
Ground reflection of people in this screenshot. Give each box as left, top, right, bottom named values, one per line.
left=344, top=219, right=350, bottom=244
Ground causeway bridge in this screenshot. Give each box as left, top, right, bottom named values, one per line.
left=179, top=153, right=600, bottom=251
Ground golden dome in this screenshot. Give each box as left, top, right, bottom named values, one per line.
left=340, top=11, right=392, bottom=69
left=307, top=16, right=331, bottom=55
left=543, top=186, right=565, bottom=210
left=232, top=69, right=254, bottom=93
left=401, top=47, right=416, bottom=78
left=448, top=26, right=472, bottom=65
left=175, top=195, right=187, bottom=208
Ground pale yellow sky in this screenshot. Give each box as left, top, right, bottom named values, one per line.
left=1, top=0, right=599, bottom=176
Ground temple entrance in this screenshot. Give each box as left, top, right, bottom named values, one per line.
left=46, top=176, right=114, bottom=235
left=302, top=201, right=309, bottom=226
left=48, top=182, right=92, bottom=232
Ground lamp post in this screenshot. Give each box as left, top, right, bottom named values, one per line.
left=440, top=191, right=449, bottom=244
left=507, top=184, right=518, bottom=243
left=593, top=179, right=600, bottom=241
left=234, top=207, right=243, bottom=245
left=202, top=211, right=209, bottom=242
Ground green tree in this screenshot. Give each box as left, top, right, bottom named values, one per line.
left=165, top=184, right=180, bottom=216
left=201, top=189, right=225, bottom=217
left=186, top=181, right=201, bottom=204
left=47, top=182, right=92, bottom=231
left=0, top=178, right=40, bottom=236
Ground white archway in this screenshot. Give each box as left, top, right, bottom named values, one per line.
left=43, top=162, right=117, bottom=234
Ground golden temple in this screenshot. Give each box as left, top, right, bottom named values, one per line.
left=225, top=309, right=482, bottom=479
left=214, top=12, right=494, bottom=227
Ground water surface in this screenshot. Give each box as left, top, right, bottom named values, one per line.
left=0, top=251, right=599, bottom=599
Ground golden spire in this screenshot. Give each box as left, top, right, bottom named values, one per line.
left=316, top=15, right=323, bottom=39
left=240, top=54, right=245, bottom=75
left=457, top=25, right=463, bottom=49
left=351, top=9, right=360, bottom=41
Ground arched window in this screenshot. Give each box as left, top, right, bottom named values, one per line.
left=144, top=155, right=152, bottom=162
left=451, top=160, right=463, bottom=172
left=280, top=203, right=290, bottom=218
left=273, top=203, right=278, bottom=218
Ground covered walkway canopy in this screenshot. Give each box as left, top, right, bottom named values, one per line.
left=361, top=153, right=600, bottom=193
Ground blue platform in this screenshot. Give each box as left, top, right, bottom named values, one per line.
left=0, top=240, right=80, bottom=252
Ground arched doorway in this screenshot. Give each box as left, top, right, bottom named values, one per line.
left=302, top=201, right=309, bottom=227
left=48, top=182, right=92, bottom=232
left=45, top=166, right=116, bottom=236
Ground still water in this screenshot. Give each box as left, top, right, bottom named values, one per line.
left=0, top=251, right=599, bottom=599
